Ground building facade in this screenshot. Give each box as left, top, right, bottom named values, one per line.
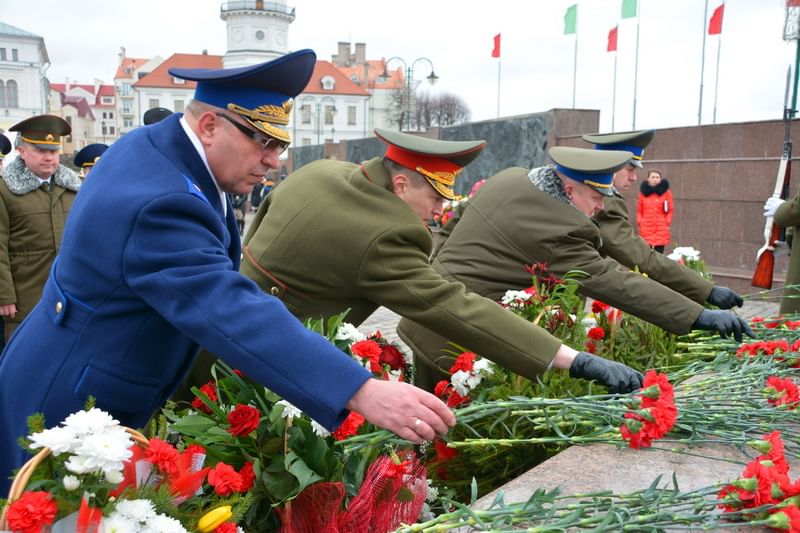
left=0, top=22, right=50, bottom=132
left=220, top=0, right=295, bottom=68
left=50, top=81, right=117, bottom=146
left=115, top=49, right=163, bottom=136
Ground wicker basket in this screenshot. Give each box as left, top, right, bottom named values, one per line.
left=0, top=427, right=148, bottom=529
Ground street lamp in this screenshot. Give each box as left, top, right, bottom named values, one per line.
left=383, top=57, right=438, bottom=132
left=299, top=94, right=337, bottom=145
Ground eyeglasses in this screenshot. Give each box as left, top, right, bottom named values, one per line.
left=215, top=113, right=289, bottom=154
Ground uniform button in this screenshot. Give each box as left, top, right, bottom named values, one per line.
left=270, top=287, right=280, bottom=297
left=55, top=301, right=63, bottom=314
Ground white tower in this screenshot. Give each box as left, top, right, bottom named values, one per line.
left=220, top=1, right=295, bottom=68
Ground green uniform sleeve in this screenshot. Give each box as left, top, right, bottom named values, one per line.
left=598, top=194, right=713, bottom=304
left=775, top=194, right=800, bottom=228
left=0, top=193, right=16, bottom=305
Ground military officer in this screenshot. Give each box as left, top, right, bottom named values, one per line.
left=584, top=130, right=746, bottom=312
left=143, top=106, right=173, bottom=126
left=0, top=50, right=456, bottom=493
left=74, top=143, right=109, bottom=178
left=397, top=146, right=753, bottom=388
left=0, top=133, right=11, bottom=174
left=0, top=115, right=80, bottom=339
left=230, top=130, right=643, bottom=395
left=764, top=191, right=800, bottom=313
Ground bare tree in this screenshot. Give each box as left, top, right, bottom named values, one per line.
left=412, top=91, right=471, bottom=130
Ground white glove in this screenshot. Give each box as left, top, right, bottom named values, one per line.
left=764, top=197, right=786, bottom=217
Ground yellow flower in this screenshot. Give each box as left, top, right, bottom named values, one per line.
left=198, top=505, right=233, bottom=532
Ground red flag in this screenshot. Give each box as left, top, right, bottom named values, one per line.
left=708, top=4, right=724, bottom=35
left=491, top=33, right=501, bottom=58
left=789, top=0, right=800, bottom=7
left=607, top=26, right=618, bottom=52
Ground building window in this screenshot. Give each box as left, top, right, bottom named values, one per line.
left=109, top=111, right=114, bottom=119
left=121, top=83, right=131, bottom=96
left=101, top=96, right=113, bottom=104
left=11, top=49, right=18, bottom=62
left=102, top=124, right=107, bottom=135
left=122, top=99, right=133, bottom=113
left=302, top=138, right=311, bottom=146
left=255, top=30, right=265, bottom=40
left=173, top=77, right=185, bottom=85
left=301, top=104, right=311, bottom=124
left=0, top=49, right=6, bottom=61
left=102, top=112, right=107, bottom=119
left=123, top=118, right=133, bottom=128
left=148, top=99, right=160, bottom=109
left=324, top=104, right=335, bottom=125
left=347, top=105, right=356, bottom=125
left=109, top=126, right=115, bottom=135
left=174, top=99, right=184, bottom=113
left=321, top=76, right=335, bottom=91
left=0, top=80, right=5, bottom=107
left=5, top=80, right=17, bottom=108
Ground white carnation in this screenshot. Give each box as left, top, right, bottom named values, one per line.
left=473, top=358, right=494, bottom=375
left=335, top=322, right=366, bottom=342
left=451, top=370, right=472, bottom=397
left=277, top=400, right=303, bottom=420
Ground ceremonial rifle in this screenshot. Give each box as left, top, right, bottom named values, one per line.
left=752, top=67, right=794, bottom=289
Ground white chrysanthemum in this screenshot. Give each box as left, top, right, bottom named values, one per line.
left=72, top=429, right=133, bottom=475
left=63, top=408, right=120, bottom=436
left=102, top=513, right=140, bottom=533
left=112, top=499, right=155, bottom=522
left=277, top=400, right=303, bottom=420
left=335, top=322, right=366, bottom=342
left=63, top=453, right=95, bottom=474
left=451, top=370, right=471, bottom=397
left=106, top=469, right=125, bottom=484
left=142, top=513, right=189, bottom=533
left=668, top=246, right=701, bottom=262
left=28, top=426, right=80, bottom=455
left=311, top=420, right=331, bottom=438
left=501, top=290, right=532, bottom=307
left=473, top=358, right=494, bottom=375
left=62, top=475, right=80, bottom=491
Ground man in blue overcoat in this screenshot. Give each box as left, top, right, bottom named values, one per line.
left=0, top=50, right=454, bottom=491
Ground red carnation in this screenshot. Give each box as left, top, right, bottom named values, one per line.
left=6, top=491, right=58, bottom=533
left=449, top=352, right=477, bottom=374
left=591, top=300, right=610, bottom=314
left=587, top=327, right=605, bottom=341
left=214, top=523, right=239, bottom=533
left=146, top=437, right=181, bottom=475
left=208, top=462, right=243, bottom=496
left=238, top=461, right=255, bottom=492
left=351, top=339, right=383, bottom=372
left=434, top=438, right=459, bottom=462
left=765, top=376, right=800, bottom=409
left=379, top=344, right=407, bottom=371
left=332, top=411, right=365, bottom=441
left=434, top=380, right=450, bottom=398
left=584, top=341, right=597, bottom=354
left=227, top=404, right=261, bottom=437
left=192, top=381, right=218, bottom=414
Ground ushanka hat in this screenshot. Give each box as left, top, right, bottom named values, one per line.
left=10, top=115, right=71, bottom=150
left=169, top=49, right=316, bottom=144
left=375, top=128, right=486, bottom=200
left=582, top=129, right=655, bottom=168
left=549, top=146, right=632, bottom=197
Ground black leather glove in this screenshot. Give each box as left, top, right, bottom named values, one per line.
left=692, top=309, right=755, bottom=342
left=707, top=286, right=744, bottom=309
left=569, top=352, right=644, bottom=394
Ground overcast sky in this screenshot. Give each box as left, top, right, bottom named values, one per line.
left=2, top=0, right=796, bottom=132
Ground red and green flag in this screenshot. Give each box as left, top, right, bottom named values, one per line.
left=564, top=4, right=577, bottom=35
left=708, top=4, right=724, bottom=35
left=621, top=0, right=637, bottom=19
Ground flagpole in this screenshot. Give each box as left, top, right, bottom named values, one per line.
left=698, top=0, right=709, bottom=125
left=572, top=34, right=578, bottom=108
left=612, top=51, right=618, bottom=132
left=632, top=2, right=641, bottom=129
left=497, top=58, right=501, bottom=118
left=712, top=36, right=721, bottom=124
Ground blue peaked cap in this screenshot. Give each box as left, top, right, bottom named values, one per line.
left=168, top=49, right=317, bottom=143
left=74, top=143, right=109, bottom=168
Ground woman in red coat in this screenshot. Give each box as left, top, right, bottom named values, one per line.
left=637, top=170, right=673, bottom=253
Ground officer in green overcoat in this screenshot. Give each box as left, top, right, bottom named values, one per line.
left=233, top=131, right=643, bottom=394
left=765, top=193, right=800, bottom=313
left=585, top=130, right=745, bottom=310
left=397, top=146, right=753, bottom=389
left=0, top=116, right=80, bottom=337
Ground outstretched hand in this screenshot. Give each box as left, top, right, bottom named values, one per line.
left=568, top=352, right=643, bottom=394
left=692, top=309, right=755, bottom=342
left=346, top=378, right=456, bottom=443
left=707, top=286, right=744, bottom=309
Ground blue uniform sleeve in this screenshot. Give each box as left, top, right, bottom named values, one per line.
left=122, top=192, right=371, bottom=429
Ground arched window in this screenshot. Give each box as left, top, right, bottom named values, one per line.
left=6, top=80, right=17, bottom=108
left=0, top=80, right=5, bottom=108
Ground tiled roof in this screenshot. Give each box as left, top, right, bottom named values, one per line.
left=134, top=53, right=223, bottom=89
left=337, top=60, right=405, bottom=90
left=304, top=60, right=370, bottom=96
left=62, top=96, right=95, bottom=120
left=0, top=22, right=41, bottom=39
left=115, top=57, right=149, bottom=80
left=50, top=83, right=116, bottom=106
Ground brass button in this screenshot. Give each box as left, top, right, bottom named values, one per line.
left=55, top=301, right=63, bottom=314
left=270, top=287, right=280, bottom=297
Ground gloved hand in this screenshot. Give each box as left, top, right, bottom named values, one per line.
left=692, top=309, right=755, bottom=342
left=707, top=286, right=744, bottom=309
left=764, top=197, right=786, bottom=217
left=568, top=352, right=644, bottom=394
